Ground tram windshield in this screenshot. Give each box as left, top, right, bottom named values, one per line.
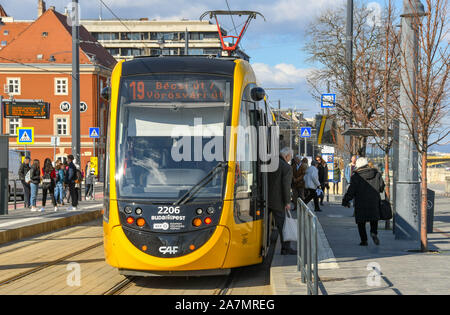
left=116, top=74, right=231, bottom=201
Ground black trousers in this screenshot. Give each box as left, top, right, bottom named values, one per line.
left=42, top=186, right=56, bottom=207
left=21, top=180, right=31, bottom=208
left=303, top=189, right=320, bottom=211
left=357, top=221, right=378, bottom=242
left=69, top=183, right=78, bottom=207
left=269, top=208, right=290, bottom=250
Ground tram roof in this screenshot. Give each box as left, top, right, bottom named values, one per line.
left=121, top=56, right=237, bottom=77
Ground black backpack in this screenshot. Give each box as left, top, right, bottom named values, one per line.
left=42, top=171, right=53, bottom=189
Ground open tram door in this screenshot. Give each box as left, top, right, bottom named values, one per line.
left=200, top=10, right=265, bottom=56
left=248, top=90, right=273, bottom=258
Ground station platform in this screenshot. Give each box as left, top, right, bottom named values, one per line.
left=0, top=196, right=103, bottom=246
left=270, top=195, right=450, bottom=295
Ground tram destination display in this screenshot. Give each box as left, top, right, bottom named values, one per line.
left=3, top=99, right=50, bottom=119
left=125, top=79, right=226, bottom=103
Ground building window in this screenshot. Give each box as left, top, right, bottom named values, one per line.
left=6, top=78, right=20, bottom=95
left=3, top=30, right=8, bottom=35
left=9, top=118, right=20, bottom=135
left=56, top=117, right=69, bottom=135
left=106, top=48, right=120, bottom=56
left=1, top=40, right=7, bottom=46
left=121, top=48, right=143, bottom=56
left=55, top=78, right=68, bottom=95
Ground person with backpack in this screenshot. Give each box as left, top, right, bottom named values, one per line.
left=29, top=159, right=41, bottom=212
left=18, top=156, right=31, bottom=208
left=41, top=158, right=57, bottom=211
left=54, top=160, right=65, bottom=207
left=66, top=154, right=78, bottom=210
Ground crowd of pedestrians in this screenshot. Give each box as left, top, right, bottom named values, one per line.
left=17, top=155, right=96, bottom=212
left=268, top=146, right=387, bottom=252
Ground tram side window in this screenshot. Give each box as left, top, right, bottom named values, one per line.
left=234, top=98, right=257, bottom=223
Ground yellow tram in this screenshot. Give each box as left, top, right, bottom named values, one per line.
left=102, top=56, right=276, bottom=276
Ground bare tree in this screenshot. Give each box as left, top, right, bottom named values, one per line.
left=392, top=0, right=449, bottom=251
left=304, top=1, right=400, bottom=157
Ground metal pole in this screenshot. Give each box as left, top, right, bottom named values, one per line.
left=0, top=95, right=3, bottom=135
left=343, top=0, right=354, bottom=195
left=394, top=0, right=424, bottom=246
left=71, top=0, right=81, bottom=165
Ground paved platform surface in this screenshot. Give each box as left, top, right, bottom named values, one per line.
left=270, top=194, right=450, bottom=295
left=0, top=196, right=103, bottom=245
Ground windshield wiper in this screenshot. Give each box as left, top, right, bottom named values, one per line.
left=173, top=161, right=227, bottom=206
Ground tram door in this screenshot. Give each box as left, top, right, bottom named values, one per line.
left=249, top=103, right=270, bottom=257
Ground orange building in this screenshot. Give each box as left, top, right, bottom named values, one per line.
left=0, top=6, right=116, bottom=178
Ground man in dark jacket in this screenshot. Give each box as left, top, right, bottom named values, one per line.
left=67, top=155, right=78, bottom=210
left=18, top=156, right=31, bottom=208
left=268, top=147, right=295, bottom=255
left=342, top=157, right=385, bottom=246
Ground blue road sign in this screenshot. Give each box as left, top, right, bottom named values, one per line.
left=89, top=127, right=100, bottom=138
left=321, top=93, right=336, bottom=108
left=17, top=127, right=34, bottom=144
left=300, top=127, right=312, bottom=138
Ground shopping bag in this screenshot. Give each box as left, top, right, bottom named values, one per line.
left=282, top=210, right=298, bottom=242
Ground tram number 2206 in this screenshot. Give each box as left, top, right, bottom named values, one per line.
left=158, top=206, right=181, bottom=215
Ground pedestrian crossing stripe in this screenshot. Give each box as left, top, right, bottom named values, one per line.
left=16, top=127, right=34, bottom=144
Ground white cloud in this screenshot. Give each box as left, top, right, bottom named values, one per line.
left=252, top=62, right=314, bottom=86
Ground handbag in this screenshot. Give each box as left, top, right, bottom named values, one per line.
left=25, top=170, right=31, bottom=184
left=379, top=193, right=392, bottom=220
left=282, top=210, right=298, bottom=242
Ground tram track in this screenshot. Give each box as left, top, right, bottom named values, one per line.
left=0, top=241, right=103, bottom=287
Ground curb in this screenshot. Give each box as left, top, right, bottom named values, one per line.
left=0, top=209, right=103, bottom=246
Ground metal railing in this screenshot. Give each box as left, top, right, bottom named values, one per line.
left=297, top=198, right=319, bottom=295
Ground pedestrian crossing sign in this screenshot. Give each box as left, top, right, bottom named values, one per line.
left=89, top=127, right=100, bottom=138
left=300, top=127, right=311, bottom=138
left=17, top=127, right=34, bottom=144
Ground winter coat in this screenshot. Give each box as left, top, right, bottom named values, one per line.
left=304, top=166, right=321, bottom=190
left=268, top=155, right=293, bottom=212
left=292, top=162, right=307, bottom=191
left=343, top=166, right=385, bottom=224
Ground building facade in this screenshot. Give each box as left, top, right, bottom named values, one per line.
left=0, top=7, right=116, bottom=177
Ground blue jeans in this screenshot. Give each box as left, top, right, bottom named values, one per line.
left=30, top=183, right=38, bottom=207
left=54, top=182, right=64, bottom=204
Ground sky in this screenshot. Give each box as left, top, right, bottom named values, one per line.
left=2, top=0, right=449, bottom=152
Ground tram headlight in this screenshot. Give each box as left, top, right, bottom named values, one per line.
left=204, top=217, right=212, bottom=225
left=135, top=208, right=143, bottom=215
left=192, top=218, right=202, bottom=227
left=206, top=206, right=215, bottom=214
left=136, top=217, right=146, bottom=227
left=124, top=206, right=132, bottom=214
left=196, top=208, right=203, bottom=215
left=126, top=217, right=135, bottom=225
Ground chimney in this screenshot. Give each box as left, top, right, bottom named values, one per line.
left=38, top=0, right=46, bottom=18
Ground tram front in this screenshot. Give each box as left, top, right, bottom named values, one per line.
left=104, top=58, right=236, bottom=275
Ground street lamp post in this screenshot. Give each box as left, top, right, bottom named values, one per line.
left=394, top=0, right=425, bottom=245
left=71, top=0, right=81, bottom=165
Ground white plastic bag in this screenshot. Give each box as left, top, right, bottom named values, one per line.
left=282, top=210, right=298, bottom=242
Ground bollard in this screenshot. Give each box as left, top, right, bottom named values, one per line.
left=13, top=180, right=17, bottom=210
